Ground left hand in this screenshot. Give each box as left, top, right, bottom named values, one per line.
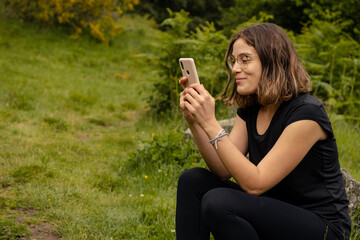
left=183, top=84, right=216, bottom=130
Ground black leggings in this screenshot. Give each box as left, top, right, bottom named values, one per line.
left=176, top=167, right=338, bottom=240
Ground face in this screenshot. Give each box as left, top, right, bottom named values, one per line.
left=231, top=39, right=262, bottom=95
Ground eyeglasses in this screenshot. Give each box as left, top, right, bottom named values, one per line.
left=227, top=53, right=257, bottom=70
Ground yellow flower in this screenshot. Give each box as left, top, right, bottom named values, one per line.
left=114, top=73, right=131, bottom=79
left=48, top=198, right=51, bottom=202
left=98, top=144, right=101, bottom=147
left=144, top=175, right=148, bottom=179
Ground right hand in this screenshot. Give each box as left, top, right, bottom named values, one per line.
left=179, top=76, right=195, bottom=123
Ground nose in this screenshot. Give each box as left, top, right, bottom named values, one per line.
left=231, top=62, right=243, bottom=75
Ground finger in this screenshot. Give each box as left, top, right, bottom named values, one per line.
left=190, top=84, right=207, bottom=95
left=186, top=88, right=201, bottom=100
left=179, top=92, right=187, bottom=109
left=179, top=77, right=188, bottom=89
left=188, top=87, right=210, bottom=105
left=183, top=92, right=197, bottom=105
left=184, top=100, right=196, bottom=114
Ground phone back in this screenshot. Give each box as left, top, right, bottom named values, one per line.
left=179, top=58, right=200, bottom=87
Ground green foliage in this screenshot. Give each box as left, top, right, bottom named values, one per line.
left=145, top=9, right=229, bottom=118
left=332, top=114, right=360, bottom=180
left=134, top=0, right=234, bottom=28
left=301, top=0, right=360, bottom=41
left=128, top=129, right=202, bottom=171
left=295, top=20, right=360, bottom=119
left=218, top=0, right=308, bottom=36
left=2, top=0, right=139, bottom=42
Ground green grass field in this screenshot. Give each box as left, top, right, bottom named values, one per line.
left=0, top=14, right=359, bottom=239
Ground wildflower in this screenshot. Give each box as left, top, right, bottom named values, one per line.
left=98, top=144, right=101, bottom=147
left=171, top=229, right=175, bottom=233
left=140, top=194, right=144, bottom=197
left=48, top=198, right=51, bottom=202
left=158, top=169, right=161, bottom=173
left=144, top=175, right=148, bottom=179
left=114, top=73, right=131, bottom=79
left=129, top=194, right=132, bottom=197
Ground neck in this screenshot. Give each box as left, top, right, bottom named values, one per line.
left=260, top=102, right=280, bottom=113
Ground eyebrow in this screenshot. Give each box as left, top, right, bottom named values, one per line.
left=231, top=52, right=256, bottom=57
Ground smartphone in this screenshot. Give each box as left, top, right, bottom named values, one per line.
left=179, top=58, right=200, bottom=87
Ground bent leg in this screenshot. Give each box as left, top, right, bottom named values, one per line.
left=202, top=188, right=338, bottom=240
left=175, top=167, right=241, bottom=240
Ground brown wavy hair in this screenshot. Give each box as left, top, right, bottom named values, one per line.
left=219, top=23, right=311, bottom=107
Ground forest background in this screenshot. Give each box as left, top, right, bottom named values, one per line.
left=0, top=0, right=359, bottom=239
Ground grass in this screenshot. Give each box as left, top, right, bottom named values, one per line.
left=0, top=12, right=359, bottom=240
left=0, top=13, right=178, bottom=239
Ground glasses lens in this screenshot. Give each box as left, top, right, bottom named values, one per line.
left=227, top=56, right=235, bottom=69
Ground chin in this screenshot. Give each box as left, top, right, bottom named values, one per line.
left=236, top=85, right=256, bottom=95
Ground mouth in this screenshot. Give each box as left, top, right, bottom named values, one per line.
left=235, top=77, right=246, bottom=84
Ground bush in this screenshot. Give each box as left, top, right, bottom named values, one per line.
left=3, top=0, right=139, bottom=42
left=295, top=19, right=360, bottom=119
left=127, top=129, right=202, bottom=171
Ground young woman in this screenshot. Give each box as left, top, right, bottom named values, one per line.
left=176, top=23, right=351, bottom=240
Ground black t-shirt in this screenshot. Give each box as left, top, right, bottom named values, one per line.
left=237, top=93, right=351, bottom=239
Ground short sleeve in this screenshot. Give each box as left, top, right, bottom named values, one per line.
left=284, top=99, right=334, bottom=138
left=237, top=107, right=247, bottom=121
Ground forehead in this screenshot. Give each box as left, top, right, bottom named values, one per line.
left=232, top=38, right=257, bottom=56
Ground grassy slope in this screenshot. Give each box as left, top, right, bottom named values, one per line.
left=0, top=14, right=177, bottom=239
left=0, top=13, right=359, bottom=240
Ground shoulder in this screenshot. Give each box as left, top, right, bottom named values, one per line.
left=281, top=93, right=326, bottom=117
left=282, top=93, right=333, bottom=137
left=287, top=93, right=323, bottom=108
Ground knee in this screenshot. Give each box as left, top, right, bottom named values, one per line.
left=201, top=188, right=230, bottom=222
left=177, top=167, right=211, bottom=190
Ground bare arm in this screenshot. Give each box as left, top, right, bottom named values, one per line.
left=186, top=120, right=229, bottom=179
left=204, top=119, right=326, bottom=195
left=179, top=77, right=248, bottom=180
left=186, top=115, right=249, bottom=180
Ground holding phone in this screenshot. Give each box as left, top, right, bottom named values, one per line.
left=179, top=58, right=200, bottom=87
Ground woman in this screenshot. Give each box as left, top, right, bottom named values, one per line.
left=176, top=23, right=351, bottom=240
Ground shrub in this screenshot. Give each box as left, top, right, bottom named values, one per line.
left=3, top=0, right=139, bottom=42
left=295, top=19, right=360, bottom=120
left=127, top=129, right=202, bottom=171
